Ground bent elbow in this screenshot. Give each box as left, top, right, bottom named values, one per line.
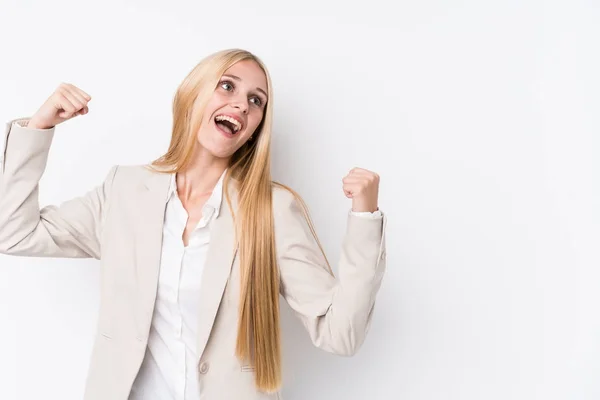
left=311, top=320, right=368, bottom=357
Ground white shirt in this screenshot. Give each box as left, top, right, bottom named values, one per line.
left=128, top=170, right=226, bottom=400
left=7, top=120, right=382, bottom=400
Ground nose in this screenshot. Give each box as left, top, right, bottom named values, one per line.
left=231, top=95, right=249, bottom=115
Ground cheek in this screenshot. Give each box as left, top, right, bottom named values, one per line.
left=197, top=118, right=212, bottom=138
left=247, top=113, right=264, bottom=134
left=200, top=95, right=226, bottom=125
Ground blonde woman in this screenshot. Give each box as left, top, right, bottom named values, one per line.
left=0, top=49, right=387, bottom=400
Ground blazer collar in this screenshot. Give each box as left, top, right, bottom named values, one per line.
left=135, top=165, right=239, bottom=363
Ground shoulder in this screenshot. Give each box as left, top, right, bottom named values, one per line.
left=270, top=182, right=319, bottom=248
left=108, top=163, right=169, bottom=185
left=112, top=163, right=162, bottom=180
left=271, top=182, right=312, bottom=226
left=271, top=182, right=301, bottom=213
left=101, top=163, right=170, bottom=198
left=271, top=182, right=295, bottom=205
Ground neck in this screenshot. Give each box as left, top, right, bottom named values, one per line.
left=177, top=147, right=229, bottom=202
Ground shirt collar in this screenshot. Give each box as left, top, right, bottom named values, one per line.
left=166, top=169, right=227, bottom=218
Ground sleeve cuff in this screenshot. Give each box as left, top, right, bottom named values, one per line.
left=349, top=209, right=383, bottom=219
left=12, top=118, right=54, bottom=130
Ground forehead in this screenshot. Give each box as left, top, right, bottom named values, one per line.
left=223, top=60, right=267, bottom=91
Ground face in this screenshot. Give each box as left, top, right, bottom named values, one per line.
left=196, top=59, right=268, bottom=159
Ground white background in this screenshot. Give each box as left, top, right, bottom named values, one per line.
left=1, top=0, right=598, bottom=399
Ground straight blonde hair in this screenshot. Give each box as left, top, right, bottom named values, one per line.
left=146, top=49, right=332, bottom=392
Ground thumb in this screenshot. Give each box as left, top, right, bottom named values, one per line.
left=58, top=110, right=80, bottom=119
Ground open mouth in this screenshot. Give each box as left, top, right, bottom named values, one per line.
left=214, top=115, right=242, bottom=135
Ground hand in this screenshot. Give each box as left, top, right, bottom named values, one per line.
left=342, top=167, right=380, bottom=212
left=28, top=83, right=92, bottom=129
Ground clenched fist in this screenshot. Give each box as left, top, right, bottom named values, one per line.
left=342, top=167, right=380, bottom=213
left=28, top=83, right=92, bottom=130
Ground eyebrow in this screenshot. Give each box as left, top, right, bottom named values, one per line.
left=222, top=74, right=268, bottom=99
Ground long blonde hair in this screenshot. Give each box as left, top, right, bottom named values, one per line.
left=146, top=49, right=332, bottom=392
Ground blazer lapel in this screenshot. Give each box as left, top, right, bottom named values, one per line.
left=132, top=166, right=239, bottom=362
left=195, top=179, right=238, bottom=362
left=134, top=167, right=171, bottom=338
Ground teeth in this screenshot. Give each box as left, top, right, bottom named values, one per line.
left=215, top=115, right=241, bottom=133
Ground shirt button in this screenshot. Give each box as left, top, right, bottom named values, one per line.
left=199, top=362, right=209, bottom=374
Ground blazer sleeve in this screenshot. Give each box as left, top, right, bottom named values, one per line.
left=274, top=189, right=387, bottom=356
left=0, top=117, right=118, bottom=260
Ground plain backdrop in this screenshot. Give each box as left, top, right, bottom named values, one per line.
left=1, top=0, right=598, bottom=399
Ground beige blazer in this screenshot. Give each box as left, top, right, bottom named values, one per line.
left=0, top=117, right=387, bottom=400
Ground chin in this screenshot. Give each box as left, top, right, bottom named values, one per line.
left=203, top=144, right=233, bottom=159
left=198, top=140, right=234, bottom=159
left=196, top=128, right=244, bottom=159
left=214, top=149, right=236, bottom=159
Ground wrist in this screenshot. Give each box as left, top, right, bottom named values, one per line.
left=27, top=118, right=53, bottom=130
left=351, top=205, right=379, bottom=213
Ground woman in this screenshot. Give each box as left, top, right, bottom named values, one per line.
left=0, top=49, right=387, bottom=400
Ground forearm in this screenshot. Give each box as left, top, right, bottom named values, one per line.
left=278, top=191, right=387, bottom=356
left=300, top=213, right=386, bottom=355
left=0, top=118, right=55, bottom=252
